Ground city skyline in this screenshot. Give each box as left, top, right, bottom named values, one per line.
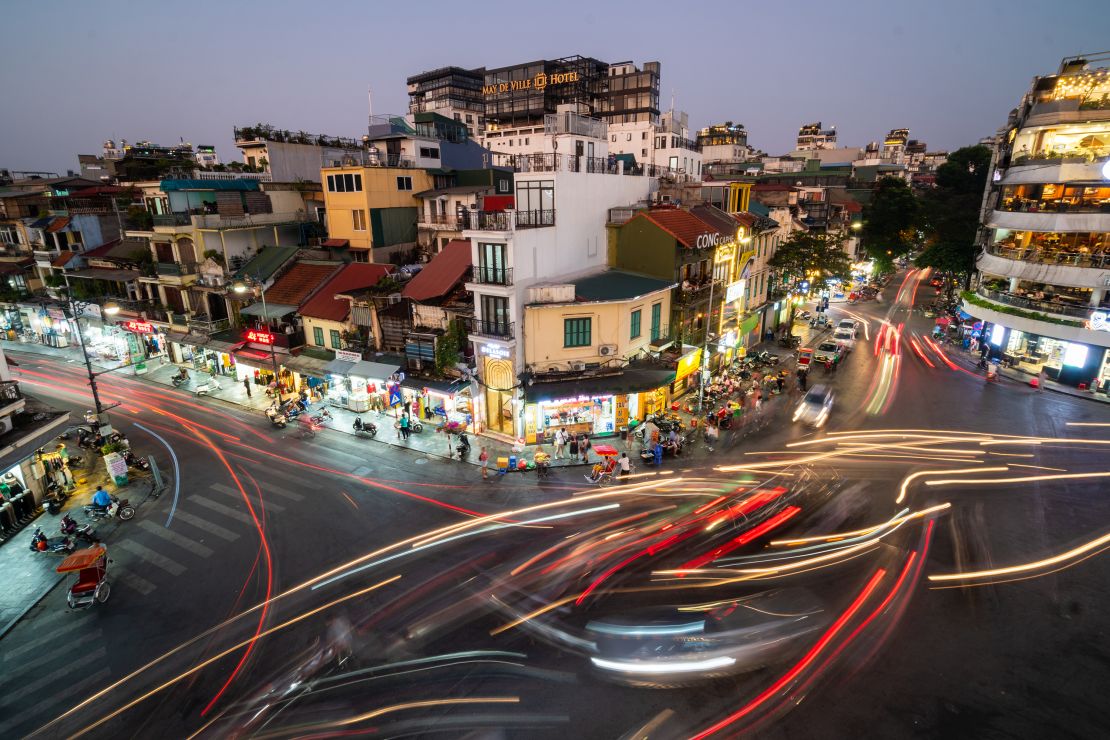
left=3, top=0, right=1109, bottom=174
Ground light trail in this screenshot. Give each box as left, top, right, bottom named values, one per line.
left=930, top=530, right=1110, bottom=583
left=925, top=471, right=1110, bottom=488
left=770, top=503, right=951, bottom=546
left=897, top=467, right=1009, bottom=504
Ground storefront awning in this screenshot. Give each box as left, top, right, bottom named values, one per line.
left=239, top=302, right=297, bottom=319
left=523, top=366, right=677, bottom=403
left=66, top=268, right=141, bottom=282
left=401, top=376, right=465, bottom=395
left=233, top=347, right=277, bottom=363
left=351, top=360, right=400, bottom=381
left=323, top=358, right=355, bottom=375
left=285, top=354, right=331, bottom=378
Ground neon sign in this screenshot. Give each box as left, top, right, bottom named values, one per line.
left=125, top=321, right=153, bottom=334
left=1088, top=311, right=1110, bottom=332
left=244, top=329, right=274, bottom=345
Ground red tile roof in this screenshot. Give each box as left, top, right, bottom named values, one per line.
left=298, top=262, right=393, bottom=321
left=402, top=240, right=471, bottom=302
left=46, top=216, right=71, bottom=233
left=264, top=262, right=343, bottom=307
left=637, top=209, right=718, bottom=248
left=52, top=251, right=79, bottom=267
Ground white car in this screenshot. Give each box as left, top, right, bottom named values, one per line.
left=832, top=327, right=855, bottom=349
left=813, top=341, right=842, bottom=364
left=794, top=385, right=834, bottom=427
left=836, top=319, right=858, bottom=338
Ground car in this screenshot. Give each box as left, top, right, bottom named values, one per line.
left=832, top=328, right=855, bottom=348
left=794, top=385, right=834, bottom=427
left=813, top=341, right=842, bottom=364
left=836, top=318, right=857, bottom=336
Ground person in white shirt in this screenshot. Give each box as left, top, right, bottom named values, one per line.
left=618, top=453, right=631, bottom=476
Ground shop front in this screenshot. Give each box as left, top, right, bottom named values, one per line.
left=670, top=347, right=703, bottom=396
left=0, top=413, right=74, bottom=539
left=522, top=364, right=676, bottom=444
left=171, top=336, right=242, bottom=379
left=323, top=355, right=402, bottom=413
left=477, top=342, right=517, bottom=437
left=401, top=377, right=475, bottom=432
left=983, top=320, right=1110, bottom=390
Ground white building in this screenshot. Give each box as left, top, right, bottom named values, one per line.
left=796, top=122, right=838, bottom=150
left=233, top=125, right=364, bottom=182
left=461, top=155, right=658, bottom=439
left=608, top=109, right=702, bottom=177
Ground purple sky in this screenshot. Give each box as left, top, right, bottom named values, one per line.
left=3, top=0, right=1108, bottom=176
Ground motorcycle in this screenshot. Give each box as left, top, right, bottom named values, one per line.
left=43, top=480, right=68, bottom=515
left=455, top=432, right=471, bottom=461
left=779, top=335, right=801, bottom=348
left=30, top=527, right=75, bottom=554
left=194, top=377, right=218, bottom=396
left=266, top=406, right=288, bottom=429
left=171, top=371, right=190, bottom=388
left=60, top=515, right=99, bottom=544
left=123, top=451, right=150, bottom=471
left=407, top=418, right=424, bottom=434
left=309, top=409, right=333, bottom=426
left=84, top=496, right=135, bottom=522
left=352, top=417, right=377, bottom=437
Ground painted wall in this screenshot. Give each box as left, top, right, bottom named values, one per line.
left=320, top=166, right=432, bottom=251
left=611, top=216, right=678, bottom=280
left=523, top=288, right=671, bottom=370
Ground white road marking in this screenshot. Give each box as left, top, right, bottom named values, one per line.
left=169, top=509, right=240, bottom=541
left=117, top=571, right=157, bottom=596
left=115, top=540, right=186, bottom=576
left=209, top=483, right=285, bottom=513
left=137, top=520, right=214, bottom=558
left=188, top=496, right=256, bottom=526
left=0, top=667, right=111, bottom=735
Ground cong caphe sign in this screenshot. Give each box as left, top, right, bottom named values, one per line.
left=482, top=71, right=581, bottom=96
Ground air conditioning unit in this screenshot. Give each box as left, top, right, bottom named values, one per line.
left=570, top=362, right=586, bottom=372
left=0, top=417, right=12, bottom=435
left=598, top=344, right=618, bottom=357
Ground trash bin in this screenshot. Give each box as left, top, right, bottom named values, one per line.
left=497, top=456, right=509, bottom=472
left=508, top=455, right=517, bottom=470
left=619, top=426, right=629, bottom=440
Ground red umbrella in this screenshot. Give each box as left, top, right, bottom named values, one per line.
left=592, top=444, right=620, bottom=457
left=935, top=317, right=951, bottom=327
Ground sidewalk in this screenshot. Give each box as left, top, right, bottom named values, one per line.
left=948, top=343, right=1109, bottom=404
left=0, top=438, right=154, bottom=640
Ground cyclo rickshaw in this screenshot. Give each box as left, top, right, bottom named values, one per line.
left=56, top=544, right=111, bottom=609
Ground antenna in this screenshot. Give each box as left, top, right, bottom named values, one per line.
left=368, top=87, right=373, bottom=127
left=670, top=88, right=675, bottom=114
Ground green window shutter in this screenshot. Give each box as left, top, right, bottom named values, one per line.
left=630, top=309, right=641, bottom=339
left=313, top=326, right=324, bottom=346
left=330, top=329, right=341, bottom=349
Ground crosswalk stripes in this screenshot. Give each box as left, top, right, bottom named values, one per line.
left=136, top=520, right=214, bottom=558
left=170, top=509, right=240, bottom=542
left=116, top=571, right=156, bottom=596
left=189, top=495, right=257, bottom=526
left=0, top=618, right=88, bottom=664
left=115, top=540, right=186, bottom=576
left=0, top=647, right=106, bottom=706
left=259, top=481, right=304, bottom=502
left=0, top=667, right=111, bottom=735
left=209, top=483, right=285, bottom=513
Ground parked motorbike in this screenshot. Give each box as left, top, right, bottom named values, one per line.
left=266, top=406, right=288, bottom=429
left=408, top=418, right=424, bottom=434
left=455, top=432, right=471, bottom=460
left=171, top=371, right=190, bottom=388
left=194, top=377, right=218, bottom=396
left=779, top=335, right=802, bottom=348
left=309, top=409, right=333, bottom=426
left=123, top=451, right=151, bottom=472
left=84, top=496, right=135, bottom=521
left=352, top=417, right=377, bottom=437
left=60, top=514, right=99, bottom=544
left=30, top=527, right=75, bottom=554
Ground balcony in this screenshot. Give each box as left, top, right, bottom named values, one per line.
left=982, top=242, right=1110, bottom=271
left=155, top=261, right=198, bottom=276
left=152, top=213, right=192, bottom=227
left=191, top=211, right=311, bottom=230
left=466, top=318, right=514, bottom=338
left=0, top=380, right=24, bottom=415
left=975, top=286, right=1092, bottom=320
left=464, top=209, right=555, bottom=231
left=187, top=316, right=231, bottom=335
left=999, top=196, right=1110, bottom=216
left=987, top=209, right=1110, bottom=234
left=677, top=278, right=721, bottom=304
left=472, top=266, right=513, bottom=286
left=418, top=213, right=462, bottom=229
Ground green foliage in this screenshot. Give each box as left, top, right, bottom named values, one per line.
left=126, top=205, right=153, bottom=231
left=960, top=290, right=1084, bottom=328
left=100, top=441, right=124, bottom=455
left=203, top=249, right=224, bottom=264
left=434, top=319, right=467, bottom=374
left=768, top=231, right=853, bottom=286
left=915, top=145, right=992, bottom=285
left=862, top=177, right=918, bottom=269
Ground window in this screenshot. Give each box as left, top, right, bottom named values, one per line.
left=330, top=329, right=342, bottom=349
left=626, top=134, right=632, bottom=142
left=611, top=135, right=616, bottom=142
left=650, top=303, right=662, bottom=340
left=669, top=155, right=678, bottom=170
left=481, top=295, right=509, bottom=333
left=642, top=131, right=648, bottom=139
left=496, top=178, right=510, bottom=194
left=466, top=114, right=473, bottom=123
left=352, top=209, right=367, bottom=230
left=326, top=173, right=362, bottom=192
left=396, top=176, right=413, bottom=191
left=313, top=326, right=324, bottom=346
left=516, top=179, right=554, bottom=214
left=630, top=309, right=642, bottom=339
left=419, top=147, right=440, bottom=159
left=564, top=317, right=591, bottom=348
left=642, top=149, right=648, bottom=157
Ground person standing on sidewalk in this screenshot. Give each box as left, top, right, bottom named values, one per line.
left=579, top=434, right=591, bottom=463
left=400, top=413, right=410, bottom=440
left=1037, top=366, right=1046, bottom=392
left=479, top=446, right=489, bottom=480
left=553, top=428, right=565, bottom=459
left=243, top=377, right=252, bottom=398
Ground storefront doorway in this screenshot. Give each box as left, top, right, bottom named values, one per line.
left=483, top=357, right=515, bottom=434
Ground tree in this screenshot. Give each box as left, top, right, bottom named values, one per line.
left=915, top=144, right=992, bottom=297
left=768, top=231, right=853, bottom=334
left=862, top=176, right=918, bottom=271
left=435, top=319, right=466, bottom=374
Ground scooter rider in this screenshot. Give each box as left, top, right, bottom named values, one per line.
left=91, top=485, right=112, bottom=511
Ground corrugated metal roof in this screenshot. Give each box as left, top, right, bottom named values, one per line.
left=571, top=271, right=674, bottom=302
left=300, top=263, right=393, bottom=321
left=635, top=209, right=720, bottom=249
left=160, top=179, right=260, bottom=192
left=401, top=240, right=470, bottom=302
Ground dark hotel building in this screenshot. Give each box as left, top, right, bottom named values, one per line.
left=407, top=56, right=661, bottom=130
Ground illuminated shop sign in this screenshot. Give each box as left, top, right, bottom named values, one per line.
left=675, top=348, right=703, bottom=382
left=482, top=71, right=580, bottom=96
left=696, top=232, right=724, bottom=249
left=244, top=329, right=273, bottom=345
left=725, top=280, right=746, bottom=303
left=480, top=343, right=511, bottom=359
left=1088, top=311, right=1110, bottom=332
left=124, top=320, right=153, bottom=334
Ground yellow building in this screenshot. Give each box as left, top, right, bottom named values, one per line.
left=519, top=270, right=676, bottom=443
left=319, top=165, right=432, bottom=261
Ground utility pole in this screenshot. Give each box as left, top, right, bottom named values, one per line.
left=697, top=271, right=717, bottom=414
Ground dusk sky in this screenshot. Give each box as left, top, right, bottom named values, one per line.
left=3, top=0, right=1108, bottom=176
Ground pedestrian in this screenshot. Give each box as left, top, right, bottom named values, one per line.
left=618, top=452, right=631, bottom=477
left=479, top=446, right=489, bottom=480
left=579, top=434, right=592, bottom=463
left=401, top=413, right=412, bottom=440
left=832, top=354, right=840, bottom=373
left=824, top=358, right=833, bottom=374
left=653, top=440, right=663, bottom=467
left=243, top=377, right=252, bottom=398
left=554, top=427, right=566, bottom=459
left=1037, top=366, right=1046, bottom=392
left=970, top=337, right=979, bottom=354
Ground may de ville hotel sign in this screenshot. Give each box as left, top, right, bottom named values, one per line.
left=483, top=71, right=580, bottom=96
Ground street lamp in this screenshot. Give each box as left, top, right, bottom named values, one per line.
left=232, top=277, right=282, bottom=400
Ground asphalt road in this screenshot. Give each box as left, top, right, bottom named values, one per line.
left=2, top=267, right=1109, bottom=739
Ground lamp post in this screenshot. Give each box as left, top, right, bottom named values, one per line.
left=59, top=275, right=121, bottom=426
left=232, top=277, right=282, bottom=399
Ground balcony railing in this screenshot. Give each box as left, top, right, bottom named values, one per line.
left=153, top=213, right=192, bottom=227
left=976, top=286, right=1092, bottom=319
left=998, top=198, right=1110, bottom=215
left=466, top=318, right=514, bottom=338
left=985, top=242, right=1110, bottom=269
left=0, top=380, right=23, bottom=405
left=465, top=209, right=555, bottom=231
left=187, top=316, right=231, bottom=335
left=155, top=262, right=199, bottom=276
left=419, top=213, right=462, bottom=227
left=472, top=266, right=512, bottom=285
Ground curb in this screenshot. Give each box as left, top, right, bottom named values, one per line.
left=952, top=351, right=1109, bottom=405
